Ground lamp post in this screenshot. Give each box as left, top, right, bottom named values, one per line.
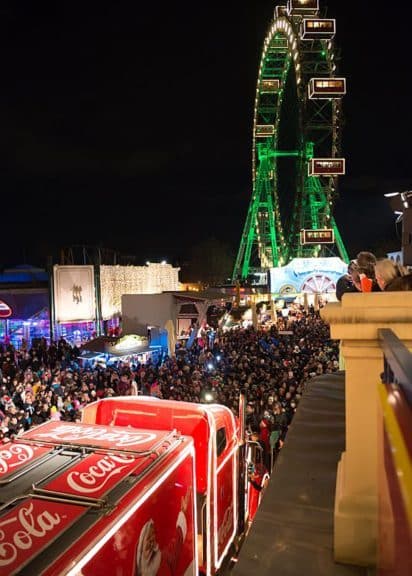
left=384, top=191, right=412, bottom=266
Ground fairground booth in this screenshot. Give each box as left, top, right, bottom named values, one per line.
left=122, top=290, right=231, bottom=355
left=0, top=266, right=50, bottom=349
left=78, top=332, right=167, bottom=368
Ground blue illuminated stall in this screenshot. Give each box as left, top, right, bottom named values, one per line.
left=0, top=265, right=50, bottom=348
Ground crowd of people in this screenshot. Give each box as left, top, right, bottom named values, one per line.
left=1, top=250, right=410, bottom=468
left=0, top=306, right=340, bottom=471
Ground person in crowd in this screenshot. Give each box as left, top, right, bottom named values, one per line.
left=355, top=251, right=380, bottom=292
left=335, top=260, right=360, bottom=300
left=0, top=304, right=340, bottom=481
left=385, top=272, right=412, bottom=291
left=258, top=411, right=272, bottom=470
left=246, top=402, right=259, bottom=433
left=374, top=258, right=409, bottom=291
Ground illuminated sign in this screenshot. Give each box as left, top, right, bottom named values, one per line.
left=301, top=19, right=336, bottom=40
left=260, top=79, right=280, bottom=93
left=287, top=0, right=319, bottom=15
left=308, top=158, right=345, bottom=176
left=300, top=229, right=335, bottom=245
left=0, top=499, right=85, bottom=576
left=255, top=124, right=275, bottom=138
left=308, top=78, right=346, bottom=99
left=0, top=444, right=52, bottom=478
left=0, top=300, right=12, bottom=318
left=53, top=265, right=96, bottom=323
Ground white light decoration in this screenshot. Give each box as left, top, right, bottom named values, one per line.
left=207, top=405, right=238, bottom=571
left=100, top=263, right=180, bottom=319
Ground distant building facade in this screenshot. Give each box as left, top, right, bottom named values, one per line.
left=0, top=263, right=180, bottom=348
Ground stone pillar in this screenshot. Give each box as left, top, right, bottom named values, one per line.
left=320, top=292, right=412, bottom=567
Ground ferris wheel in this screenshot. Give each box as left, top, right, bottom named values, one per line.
left=233, top=0, right=349, bottom=281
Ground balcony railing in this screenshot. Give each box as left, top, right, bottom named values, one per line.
left=378, top=328, right=412, bottom=576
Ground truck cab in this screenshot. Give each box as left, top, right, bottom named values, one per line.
left=82, top=396, right=250, bottom=575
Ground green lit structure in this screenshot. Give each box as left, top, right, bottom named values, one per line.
left=233, top=1, right=349, bottom=282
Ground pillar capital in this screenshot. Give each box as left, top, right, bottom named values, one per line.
left=321, top=292, right=412, bottom=342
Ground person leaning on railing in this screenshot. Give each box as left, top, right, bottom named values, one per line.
left=336, top=252, right=379, bottom=300
left=354, top=251, right=380, bottom=292
left=374, top=258, right=410, bottom=291
left=386, top=272, right=412, bottom=290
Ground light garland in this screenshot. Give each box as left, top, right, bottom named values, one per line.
left=100, top=264, right=180, bottom=319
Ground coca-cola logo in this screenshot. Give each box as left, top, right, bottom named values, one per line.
left=35, top=425, right=156, bottom=447
left=0, top=503, right=61, bottom=567
left=218, top=503, right=234, bottom=546
left=0, top=444, right=35, bottom=475
left=67, top=454, right=135, bottom=494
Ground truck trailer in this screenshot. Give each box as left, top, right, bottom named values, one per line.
left=0, top=396, right=268, bottom=576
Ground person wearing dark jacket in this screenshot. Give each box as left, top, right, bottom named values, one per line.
left=355, top=251, right=380, bottom=292
left=385, top=273, right=412, bottom=291
left=335, top=271, right=358, bottom=301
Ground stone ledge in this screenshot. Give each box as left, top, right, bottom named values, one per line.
left=321, top=294, right=412, bottom=341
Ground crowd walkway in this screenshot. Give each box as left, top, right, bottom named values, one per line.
left=234, top=371, right=370, bottom=576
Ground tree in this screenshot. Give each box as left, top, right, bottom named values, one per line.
left=181, top=237, right=234, bottom=285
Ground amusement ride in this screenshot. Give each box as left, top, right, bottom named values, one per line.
left=233, top=0, right=349, bottom=287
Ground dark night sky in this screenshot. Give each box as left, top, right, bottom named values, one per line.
left=1, top=1, right=411, bottom=268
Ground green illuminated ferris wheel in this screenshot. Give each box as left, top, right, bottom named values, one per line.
left=233, top=0, right=349, bottom=281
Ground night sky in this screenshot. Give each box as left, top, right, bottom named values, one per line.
left=2, top=1, right=411, bottom=268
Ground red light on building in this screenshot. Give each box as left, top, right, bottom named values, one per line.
left=0, top=300, right=12, bottom=318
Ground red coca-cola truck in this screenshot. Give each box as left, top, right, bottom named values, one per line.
left=0, top=396, right=268, bottom=576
